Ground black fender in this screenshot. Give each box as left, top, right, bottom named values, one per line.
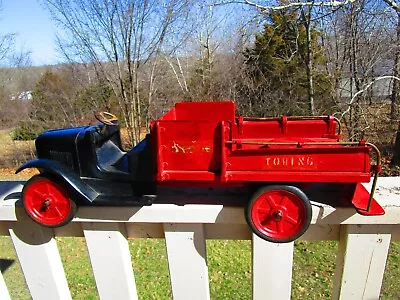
left=16, top=159, right=98, bottom=204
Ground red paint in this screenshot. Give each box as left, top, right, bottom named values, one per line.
left=250, top=189, right=308, bottom=240
left=151, top=101, right=384, bottom=217
left=152, top=101, right=370, bottom=183
left=352, top=183, right=385, bottom=215
left=22, top=177, right=74, bottom=226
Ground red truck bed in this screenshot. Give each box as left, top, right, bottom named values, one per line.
left=151, top=101, right=373, bottom=185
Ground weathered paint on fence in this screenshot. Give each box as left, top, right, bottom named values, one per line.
left=0, top=177, right=399, bottom=299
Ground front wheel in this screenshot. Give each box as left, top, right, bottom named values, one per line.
left=245, top=185, right=312, bottom=243
left=21, top=175, right=77, bottom=227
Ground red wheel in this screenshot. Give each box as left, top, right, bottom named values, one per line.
left=246, top=185, right=312, bottom=243
left=21, top=175, right=76, bottom=227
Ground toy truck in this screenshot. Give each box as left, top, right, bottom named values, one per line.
left=16, top=101, right=384, bottom=243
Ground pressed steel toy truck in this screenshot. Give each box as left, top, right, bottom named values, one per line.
left=17, top=101, right=384, bottom=243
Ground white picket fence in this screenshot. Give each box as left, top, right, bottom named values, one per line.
left=0, top=177, right=400, bottom=299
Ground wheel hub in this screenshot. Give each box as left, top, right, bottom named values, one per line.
left=40, top=199, right=51, bottom=211
left=273, top=210, right=283, bottom=221
left=248, top=187, right=311, bottom=242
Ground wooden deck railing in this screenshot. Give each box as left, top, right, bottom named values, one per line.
left=0, top=177, right=399, bottom=299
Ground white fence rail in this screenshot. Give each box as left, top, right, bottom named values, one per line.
left=0, top=178, right=400, bottom=299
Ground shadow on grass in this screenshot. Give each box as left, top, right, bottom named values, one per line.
left=0, top=259, right=14, bottom=272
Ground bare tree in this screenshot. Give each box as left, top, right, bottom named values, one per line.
left=0, top=1, right=32, bottom=67
left=377, top=0, right=400, bottom=165
left=324, top=1, right=393, bottom=140
left=0, top=0, right=32, bottom=129
left=0, top=1, right=15, bottom=65
left=216, top=0, right=362, bottom=12
left=381, top=0, right=400, bottom=123
left=161, top=1, right=255, bottom=102
left=45, top=0, right=192, bottom=145
left=0, top=33, right=15, bottom=65
left=225, top=0, right=398, bottom=144
left=222, top=1, right=353, bottom=116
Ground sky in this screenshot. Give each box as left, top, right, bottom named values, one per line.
left=1, top=0, right=58, bottom=66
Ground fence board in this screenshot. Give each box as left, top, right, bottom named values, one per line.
left=333, top=224, right=392, bottom=300
left=164, top=223, right=210, bottom=300
left=1, top=178, right=400, bottom=299
left=9, top=220, right=71, bottom=300
left=4, top=201, right=400, bottom=227
left=0, top=270, right=10, bottom=300
left=83, top=222, right=138, bottom=300
left=252, top=234, right=294, bottom=300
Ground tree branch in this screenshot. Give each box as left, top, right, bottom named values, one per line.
left=338, top=76, right=400, bottom=119
left=383, top=0, right=400, bottom=14
left=215, top=0, right=358, bottom=12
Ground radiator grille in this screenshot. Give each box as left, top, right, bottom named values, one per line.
left=49, top=150, right=75, bottom=170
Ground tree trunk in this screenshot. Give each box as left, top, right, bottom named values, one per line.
left=301, top=7, right=315, bottom=116
left=349, top=1, right=362, bottom=141
left=391, top=121, right=400, bottom=166
left=391, top=14, right=400, bottom=123
left=391, top=14, right=400, bottom=166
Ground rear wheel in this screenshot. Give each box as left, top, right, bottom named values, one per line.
left=21, top=175, right=76, bottom=227
left=245, top=185, right=312, bottom=243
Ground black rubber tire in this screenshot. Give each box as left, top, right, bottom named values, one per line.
left=245, top=185, right=312, bottom=243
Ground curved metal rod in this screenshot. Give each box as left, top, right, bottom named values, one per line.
left=226, top=141, right=361, bottom=146
left=333, top=116, right=342, bottom=135
left=366, top=142, right=382, bottom=212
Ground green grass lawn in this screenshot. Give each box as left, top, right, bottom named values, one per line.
left=1, top=236, right=400, bottom=299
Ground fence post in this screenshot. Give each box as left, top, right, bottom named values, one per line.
left=164, top=223, right=210, bottom=300
left=0, top=270, right=10, bottom=300
left=252, top=234, right=294, bottom=300
left=83, top=222, right=138, bottom=300
left=9, top=220, right=71, bottom=300
left=333, top=224, right=391, bottom=300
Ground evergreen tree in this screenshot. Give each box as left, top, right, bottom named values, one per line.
left=238, top=8, right=333, bottom=117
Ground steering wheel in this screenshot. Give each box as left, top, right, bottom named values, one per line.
left=94, top=111, right=119, bottom=126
